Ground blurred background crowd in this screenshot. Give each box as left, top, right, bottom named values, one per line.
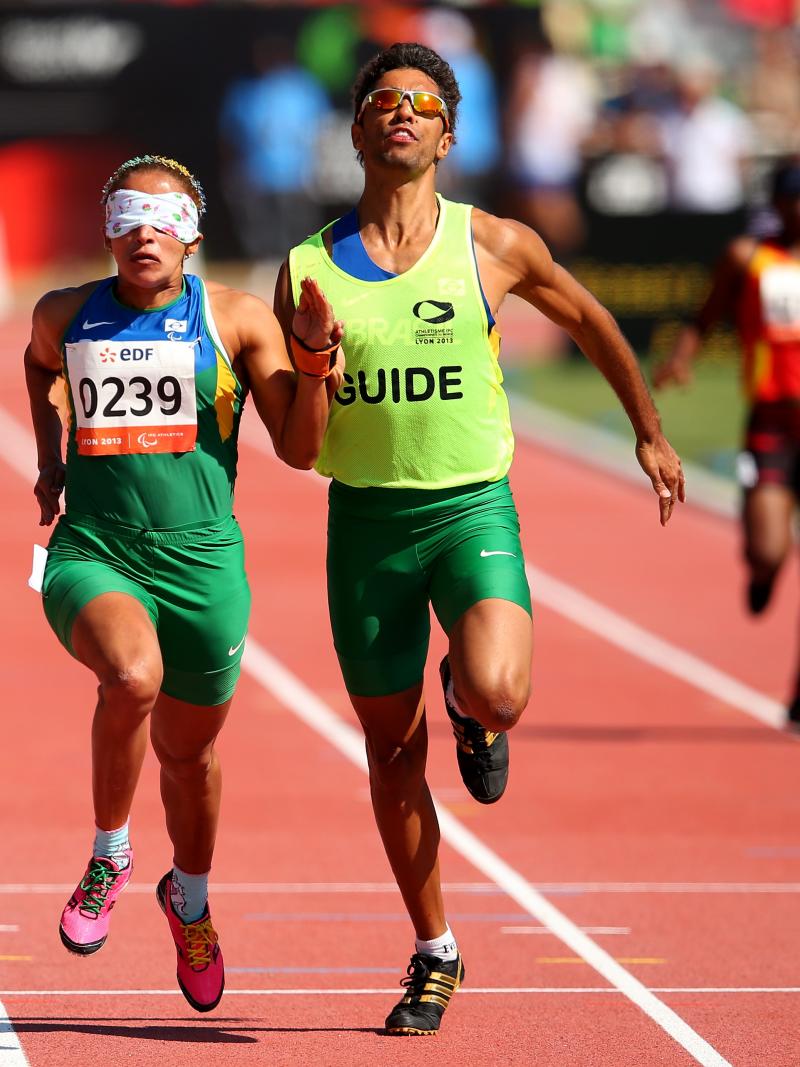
left=1, top=0, right=798, bottom=381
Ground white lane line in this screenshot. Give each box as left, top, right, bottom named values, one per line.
left=0, top=364, right=32, bottom=1067
left=1, top=881, right=799, bottom=895
left=2, top=881, right=800, bottom=894
left=0, top=409, right=739, bottom=1062
left=0, top=927, right=19, bottom=933
left=527, top=565, right=786, bottom=729
left=528, top=883, right=800, bottom=894
left=2, top=399, right=787, bottom=732
left=1, top=987, right=797, bottom=997
left=243, top=641, right=732, bottom=1067
left=502, top=926, right=630, bottom=935
left=0, top=998, right=30, bottom=1066
left=240, top=413, right=787, bottom=732
left=521, top=883, right=800, bottom=894
left=507, top=391, right=738, bottom=519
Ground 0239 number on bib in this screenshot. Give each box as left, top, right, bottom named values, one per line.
left=65, top=339, right=198, bottom=455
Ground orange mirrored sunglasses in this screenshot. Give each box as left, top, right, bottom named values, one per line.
left=358, top=87, right=449, bottom=128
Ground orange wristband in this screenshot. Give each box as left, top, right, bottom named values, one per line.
left=290, top=332, right=338, bottom=378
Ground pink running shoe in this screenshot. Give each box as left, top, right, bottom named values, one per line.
left=156, top=872, right=224, bottom=1012
left=59, top=849, right=133, bottom=955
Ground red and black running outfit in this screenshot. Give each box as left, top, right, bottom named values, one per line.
left=738, top=240, right=800, bottom=493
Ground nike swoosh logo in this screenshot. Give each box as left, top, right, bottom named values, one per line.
left=480, top=549, right=516, bottom=557
left=343, top=292, right=371, bottom=307
left=228, top=635, right=246, bottom=656
left=83, top=319, right=115, bottom=329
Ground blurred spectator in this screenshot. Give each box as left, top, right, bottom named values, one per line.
left=657, top=54, right=755, bottom=213
left=219, top=36, right=331, bottom=264
left=741, top=28, right=800, bottom=154
left=506, top=39, right=597, bottom=255
left=626, top=0, right=695, bottom=69
left=583, top=62, right=674, bottom=216
left=418, top=8, right=501, bottom=209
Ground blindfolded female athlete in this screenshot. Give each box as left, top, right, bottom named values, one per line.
left=25, top=154, right=343, bottom=1012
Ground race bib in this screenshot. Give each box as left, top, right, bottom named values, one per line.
left=65, top=339, right=197, bottom=456
left=760, top=266, right=800, bottom=340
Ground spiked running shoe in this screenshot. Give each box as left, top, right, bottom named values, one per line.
left=156, top=871, right=224, bottom=1013
left=440, top=655, right=509, bottom=804
left=59, top=849, right=133, bottom=955
left=385, top=952, right=465, bottom=1035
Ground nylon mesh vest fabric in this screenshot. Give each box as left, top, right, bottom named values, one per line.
left=289, top=196, right=514, bottom=489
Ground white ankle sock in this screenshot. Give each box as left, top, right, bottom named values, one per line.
left=93, top=821, right=130, bottom=865
left=415, top=924, right=458, bottom=962
left=170, top=865, right=209, bottom=923
left=446, top=675, right=469, bottom=722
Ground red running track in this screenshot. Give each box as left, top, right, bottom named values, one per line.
left=1, top=314, right=799, bottom=1066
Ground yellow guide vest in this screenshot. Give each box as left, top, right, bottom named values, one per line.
left=289, top=196, right=514, bottom=489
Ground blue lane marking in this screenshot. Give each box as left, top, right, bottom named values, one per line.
left=227, top=966, right=397, bottom=974
left=747, top=846, right=800, bottom=858
left=244, top=912, right=539, bottom=922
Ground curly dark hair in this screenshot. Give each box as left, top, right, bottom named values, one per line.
left=352, top=42, right=461, bottom=140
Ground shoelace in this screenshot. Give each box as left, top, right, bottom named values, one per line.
left=400, top=953, right=433, bottom=1001
left=78, top=860, right=120, bottom=916
left=180, top=916, right=219, bottom=969
left=449, top=715, right=499, bottom=758
left=398, top=953, right=459, bottom=1011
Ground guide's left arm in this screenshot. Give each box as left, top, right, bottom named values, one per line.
left=473, top=211, right=685, bottom=526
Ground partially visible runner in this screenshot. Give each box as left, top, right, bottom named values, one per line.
left=275, top=43, right=684, bottom=1035
left=655, top=156, right=800, bottom=728
left=24, top=155, right=343, bottom=1011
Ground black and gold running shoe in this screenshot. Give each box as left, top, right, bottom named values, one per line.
left=440, top=655, right=509, bottom=804
left=385, top=952, right=465, bottom=1035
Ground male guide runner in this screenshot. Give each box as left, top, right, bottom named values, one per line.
left=276, top=44, right=684, bottom=1035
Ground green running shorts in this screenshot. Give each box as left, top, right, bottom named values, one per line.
left=327, top=477, right=531, bottom=697
left=42, top=511, right=251, bottom=706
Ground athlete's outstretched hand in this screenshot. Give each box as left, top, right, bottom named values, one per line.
left=34, top=459, right=66, bottom=526
left=292, top=276, right=344, bottom=353
left=635, top=433, right=686, bottom=527
left=292, top=276, right=345, bottom=397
